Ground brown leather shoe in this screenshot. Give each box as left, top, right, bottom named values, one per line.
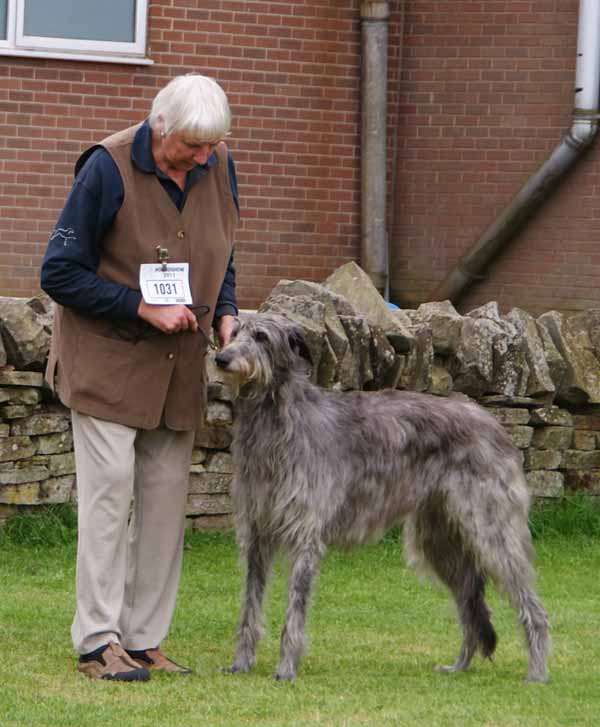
left=126, top=647, right=192, bottom=675
left=77, top=643, right=150, bottom=682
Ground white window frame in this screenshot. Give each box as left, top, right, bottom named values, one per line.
left=0, top=0, right=152, bottom=65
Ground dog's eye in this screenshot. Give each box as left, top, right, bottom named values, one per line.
left=254, top=331, right=268, bottom=343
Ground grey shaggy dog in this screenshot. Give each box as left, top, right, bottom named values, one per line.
left=215, top=313, right=550, bottom=683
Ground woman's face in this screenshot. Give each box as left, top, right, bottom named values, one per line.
left=157, top=130, right=220, bottom=170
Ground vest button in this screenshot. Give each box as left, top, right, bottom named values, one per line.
left=177, top=230, right=185, bottom=239
left=167, top=353, right=175, bottom=360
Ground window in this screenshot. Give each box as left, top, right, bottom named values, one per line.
left=0, top=0, right=150, bottom=64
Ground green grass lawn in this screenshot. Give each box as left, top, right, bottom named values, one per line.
left=1, top=504, right=600, bottom=727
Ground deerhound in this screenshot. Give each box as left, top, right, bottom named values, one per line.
left=215, top=313, right=550, bottom=683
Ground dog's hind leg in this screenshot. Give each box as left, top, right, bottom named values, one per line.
left=405, top=502, right=497, bottom=674
left=275, top=542, right=323, bottom=681
left=449, top=489, right=550, bottom=682
left=512, top=584, right=549, bottom=683
left=228, top=531, right=275, bottom=674
left=476, top=532, right=550, bottom=683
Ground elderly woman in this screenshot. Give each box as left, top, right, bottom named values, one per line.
left=41, top=75, right=239, bottom=681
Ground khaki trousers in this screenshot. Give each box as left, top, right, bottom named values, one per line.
left=70, top=410, right=194, bottom=655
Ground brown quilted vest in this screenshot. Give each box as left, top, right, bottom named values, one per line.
left=45, top=123, right=237, bottom=430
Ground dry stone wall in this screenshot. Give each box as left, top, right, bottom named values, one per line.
left=1, top=269, right=600, bottom=529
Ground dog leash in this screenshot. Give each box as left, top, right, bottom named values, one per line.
left=111, top=304, right=217, bottom=349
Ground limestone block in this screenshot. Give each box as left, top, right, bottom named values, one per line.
left=465, top=304, right=531, bottom=398
left=368, top=325, right=399, bottom=390
left=189, top=472, right=232, bottom=495
left=535, top=319, right=568, bottom=395
left=413, top=300, right=463, bottom=355
left=480, top=395, right=539, bottom=407
left=262, top=280, right=358, bottom=388
left=0, top=461, right=49, bottom=485
left=40, top=475, right=75, bottom=503
left=0, top=387, right=42, bottom=406
left=324, top=261, right=414, bottom=352
left=260, top=294, right=327, bottom=383
left=204, top=451, right=234, bottom=474
left=339, top=315, right=373, bottom=389
left=0, top=482, right=41, bottom=504
left=186, top=493, right=232, bottom=516
left=317, top=334, right=338, bottom=389
left=530, top=406, right=573, bottom=427
left=10, top=412, right=70, bottom=437
left=43, top=453, right=76, bottom=476
left=506, top=308, right=556, bottom=397
left=194, top=426, right=232, bottom=450
left=523, top=449, right=562, bottom=471
left=0, top=405, right=38, bottom=419
left=0, top=297, right=51, bottom=370
left=526, top=471, right=564, bottom=498
left=205, top=401, right=233, bottom=428
left=561, top=450, right=600, bottom=469
left=573, top=431, right=597, bottom=451
left=429, top=361, right=453, bottom=396
left=0, top=370, right=44, bottom=387
left=487, top=407, right=531, bottom=426
left=0, top=436, right=37, bottom=462
left=190, top=447, right=207, bottom=465
left=580, top=308, right=600, bottom=361
left=206, top=354, right=235, bottom=403
left=268, top=278, right=358, bottom=317
left=398, top=325, right=433, bottom=393
left=449, top=317, right=498, bottom=397
left=531, top=426, right=573, bottom=450
left=505, top=426, right=534, bottom=449
left=538, top=310, right=600, bottom=405
left=0, top=424, right=9, bottom=438
left=35, top=431, right=74, bottom=454
left=490, top=321, right=530, bottom=398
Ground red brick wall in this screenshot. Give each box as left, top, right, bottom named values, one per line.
left=0, top=0, right=373, bottom=309
left=391, top=0, right=598, bottom=315
left=0, top=1, right=594, bottom=315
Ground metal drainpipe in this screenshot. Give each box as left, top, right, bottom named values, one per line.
left=360, top=0, right=390, bottom=295
left=429, top=0, right=600, bottom=305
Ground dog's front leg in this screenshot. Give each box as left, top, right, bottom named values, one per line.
left=275, top=543, right=322, bottom=681
left=228, top=532, right=274, bottom=674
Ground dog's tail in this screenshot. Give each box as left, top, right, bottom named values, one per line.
left=404, top=499, right=498, bottom=668
left=468, top=582, right=497, bottom=659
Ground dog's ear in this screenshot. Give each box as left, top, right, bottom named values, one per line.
left=288, top=328, right=313, bottom=366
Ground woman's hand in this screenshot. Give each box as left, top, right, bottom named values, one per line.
left=137, top=299, right=199, bottom=334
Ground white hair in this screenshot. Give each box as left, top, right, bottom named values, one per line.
left=149, top=74, right=231, bottom=142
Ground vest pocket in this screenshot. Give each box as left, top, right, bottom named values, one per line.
left=70, top=330, right=134, bottom=406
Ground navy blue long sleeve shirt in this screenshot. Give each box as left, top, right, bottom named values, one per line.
left=40, top=120, right=239, bottom=323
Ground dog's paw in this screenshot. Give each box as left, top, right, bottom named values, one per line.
left=525, top=673, right=549, bottom=684
left=435, top=664, right=462, bottom=674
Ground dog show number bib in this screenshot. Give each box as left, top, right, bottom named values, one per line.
left=139, top=263, right=193, bottom=305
